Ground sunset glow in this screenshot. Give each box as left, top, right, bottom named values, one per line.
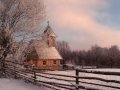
left=45, top=0, right=120, bottom=50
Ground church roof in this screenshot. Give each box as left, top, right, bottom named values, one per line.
left=35, top=46, right=62, bottom=59
left=28, top=40, right=62, bottom=60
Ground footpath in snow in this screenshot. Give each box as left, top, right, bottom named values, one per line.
left=0, top=78, right=48, bottom=90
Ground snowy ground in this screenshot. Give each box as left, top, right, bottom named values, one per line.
left=36, top=69, right=120, bottom=90
left=0, top=78, right=48, bottom=90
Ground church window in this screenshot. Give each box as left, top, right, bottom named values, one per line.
left=53, top=60, right=57, bottom=64
left=43, top=61, right=46, bottom=65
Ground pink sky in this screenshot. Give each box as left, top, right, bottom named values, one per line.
left=45, top=0, right=120, bottom=50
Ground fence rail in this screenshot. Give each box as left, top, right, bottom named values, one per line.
left=75, top=69, right=120, bottom=90
left=2, top=60, right=120, bottom=90
left=78, top=69, right=120, bottom=76
left=4, top=60, right=77, bottom=90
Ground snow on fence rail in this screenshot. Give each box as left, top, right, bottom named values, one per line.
left=3, top=60, right=120, bottom=90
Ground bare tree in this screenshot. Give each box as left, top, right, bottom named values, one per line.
left=108, top=45, right=120, bottom=68
left=56, top=41, right=71, bottom=68
left=0, top=0, right=45, bottom=72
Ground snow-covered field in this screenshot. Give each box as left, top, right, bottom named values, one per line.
left=0, top=78, right=48, bottom=90
left=37, top=69, right=120, bottom=90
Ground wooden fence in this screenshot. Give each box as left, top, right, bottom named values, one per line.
left=75, top=69, right=120, bottom=90
left=2, top=60, right=120, bottom=90
left=4, top=60, right=78, bottom=90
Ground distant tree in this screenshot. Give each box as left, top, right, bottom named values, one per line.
left=0, top=0, right=45, bottom=73
left=57, top=42, right=120, bottom=68
left=56, top=41, right=71, bottom=65
left=108, top=45, right=120, bottom=68
left=80, top=45, right=120, bottom=68
left=89, top=45, right=102, bottom=66
left=86, top=46, right=108, bottom=67
left=77, top=50, right=87, bottom=66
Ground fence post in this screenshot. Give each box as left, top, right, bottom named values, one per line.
left=76, top=69, right=79, bottom=90
left=33, top=66, right=36, bottom=84
left=14, top=65, right=17, bottom=79
left=1, top=60, right=6, bottom=76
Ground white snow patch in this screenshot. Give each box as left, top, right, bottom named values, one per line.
left=0, top=78, right=48, bottom=90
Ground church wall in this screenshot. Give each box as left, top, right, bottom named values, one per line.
left=26, top=59, right=61, bottom=70
left=37, top=59, right=60, bottom=67
left=37, top=59, right=61, bottom=70
left=27, top=59, right=37, bottom=66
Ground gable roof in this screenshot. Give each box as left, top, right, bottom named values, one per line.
left=35, top=46, right=62, bottom=59
left=28, top=40, right=62, bottom=60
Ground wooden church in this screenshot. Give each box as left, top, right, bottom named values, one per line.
left=25, top=23, right=62, bottom=70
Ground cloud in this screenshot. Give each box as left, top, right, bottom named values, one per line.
left=45, top=0, right=120, bottom=50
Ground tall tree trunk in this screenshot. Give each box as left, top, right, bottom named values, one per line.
left=0, top=50, right=8, bottom=75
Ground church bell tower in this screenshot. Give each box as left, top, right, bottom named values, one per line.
left=42, top=22, right=57, bottom=47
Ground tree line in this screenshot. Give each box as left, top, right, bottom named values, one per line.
left=57, top=41, right=120, bottom=68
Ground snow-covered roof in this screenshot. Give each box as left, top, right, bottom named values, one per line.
left=28, top=40, right=62, bottom=60
left=35, top=46, right=62, bottom=59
